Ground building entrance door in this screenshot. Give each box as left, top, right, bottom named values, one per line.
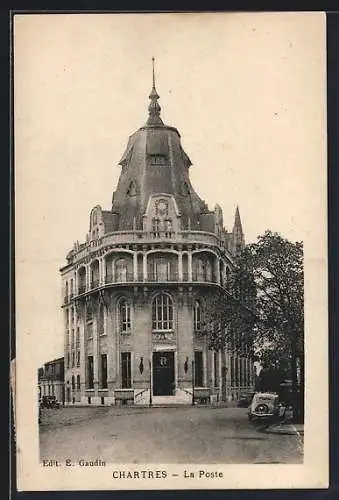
left=152, top=351, right=175, bottom=396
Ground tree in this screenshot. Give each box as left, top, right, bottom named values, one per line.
left=238, top=231, right=304, bottom=421
left=201, top=230, right=304, bottom=418
left=200, top=261, right=257, bottom=401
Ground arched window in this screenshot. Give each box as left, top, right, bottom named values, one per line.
left=86, top=303, right=93, bottom=322
left=152, top=294, right=173, bottom=331
left=92, top=211, right=97, bottom=226
left=119, top=298, right=131, bottom=333
left=71, top=375, right=75, bottom=390
left=205, top=261, right=212, bottom=282
left=86, top=302, right=93, bottom=339
left=98, top=304, right=104, bottom=335
left=194, top=300, right=202, bottom=332
left=76, top=374, right=80, bottom=390
left=154, top=257, right=171, bottom=281
left=91, top=260, right=100, bottom=288
left=116, top=259, right=127, bottom=282
left=196, top=259, right=204, bottom=281
left=78, top=267, right=86, bottom=294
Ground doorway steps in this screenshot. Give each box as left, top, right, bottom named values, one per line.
left=134, top=389, right=192, bottom=406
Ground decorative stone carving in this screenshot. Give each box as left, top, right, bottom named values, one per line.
left=139, top=357, right=144, bottom=374
left=152, top=331, right=175, bottom=343
left=155, top=199, right=169, bottom=217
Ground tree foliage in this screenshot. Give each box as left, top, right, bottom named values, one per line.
left=241, top=230, right=304, bottom=366
left=201, top=259, right=257, bottom=355
left=201, top=230, right=304, bottom=402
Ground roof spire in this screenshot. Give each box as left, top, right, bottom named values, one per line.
left=232, top=205, right=245, bottom=255
left=152, top=56, right=156, bottom=88
left=147, top=57, right=163, bottom=126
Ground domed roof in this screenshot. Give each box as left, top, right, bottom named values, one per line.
left=111, top=59, right=207, bottom=231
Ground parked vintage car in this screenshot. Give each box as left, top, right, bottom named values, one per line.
left=237, top=391, right=255, bottom=408
left=40, top=395, right=61, bottom=409
left=248, top=392, right=293, bottom=426
left=248, top=392, right=280, bottom=420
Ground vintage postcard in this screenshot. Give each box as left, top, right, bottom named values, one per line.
left=14, top=11, right=328, bottom=491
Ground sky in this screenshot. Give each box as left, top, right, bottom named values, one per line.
left=14, top=13, right=326, bottom=368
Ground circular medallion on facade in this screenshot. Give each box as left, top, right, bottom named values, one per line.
left=156, top=199, right=168, bottom=217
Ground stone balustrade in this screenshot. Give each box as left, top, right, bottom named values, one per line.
left=68, top=230, right=230, bottom=265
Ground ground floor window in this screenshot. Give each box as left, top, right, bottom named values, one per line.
left=87, top=355, right=94, bottom=389
left=235, top=357, right=239, bottom=387
left=76, top=374, right=80, bottom=390
left=194, top=351, right=204, bottom=387
left=214, top=351, right=218, bottom=387
left=121, top=352, right=131, bottom=388
left=230, top=355, right=234, bottom=386
left=101, top=354, right=108, bottom=389
left=240, top=358, right=244, bottom=386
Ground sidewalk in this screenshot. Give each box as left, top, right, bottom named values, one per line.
left=265, top=422, right=304, bottom=436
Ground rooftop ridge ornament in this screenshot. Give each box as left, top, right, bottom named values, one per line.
left=147, top=57, right=163, bottom=126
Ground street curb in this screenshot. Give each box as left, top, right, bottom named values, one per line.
left=264, top=424, right=304, bottom=436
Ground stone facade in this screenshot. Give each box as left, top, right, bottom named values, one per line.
left=60, top=63, right=254, bottom=406
left=38, top=357, right=65, bottom=404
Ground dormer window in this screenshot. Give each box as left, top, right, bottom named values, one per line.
left=149, top=154, right=169, bottom=166
left=127, top=181, right=137, bottom=196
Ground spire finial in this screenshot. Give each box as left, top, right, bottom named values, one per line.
left=147, top=57, right=163, bottom=126
left=152, top=56, right=156, bottom=89
left=232, top=205, right=245, bottom=254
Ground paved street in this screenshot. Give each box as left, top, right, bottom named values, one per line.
left=39, top=406, right=303, bottom=464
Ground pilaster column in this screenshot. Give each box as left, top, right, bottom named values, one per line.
left=238, top=357, right=242, bottom=388
left=98, top=258, right=102, bottom=285
left=188, top=251, right=193, bottom=281
left=215, top=258, right=221, bottom=284
left=79, top=308, right=86, bottom=396
left=211, top=350, right=215, bottom=388
left=92, top=314, right=99, bottom=393
left=218, top=349, right=222, bottom=401
left=133, top=252, right=138, bottom=281
left=203, top=348, right=207, bottom=386
left=226, top=352, right=232, bottom=393
left=143, top=252, right=148, bottom=281
left=178, top=252, right=183, bottom=281
left=99, top=257, right=105, bottom=285
left=106, top=301, right=115, bottom=388
left=86, top=264, right=91, bottom=291
left=74, top=270, right=78, bottom=296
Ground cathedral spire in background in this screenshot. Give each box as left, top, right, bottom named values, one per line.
left=232, top=205, right=245, bottom=255
left=147, top=57, right=163, bottom=126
